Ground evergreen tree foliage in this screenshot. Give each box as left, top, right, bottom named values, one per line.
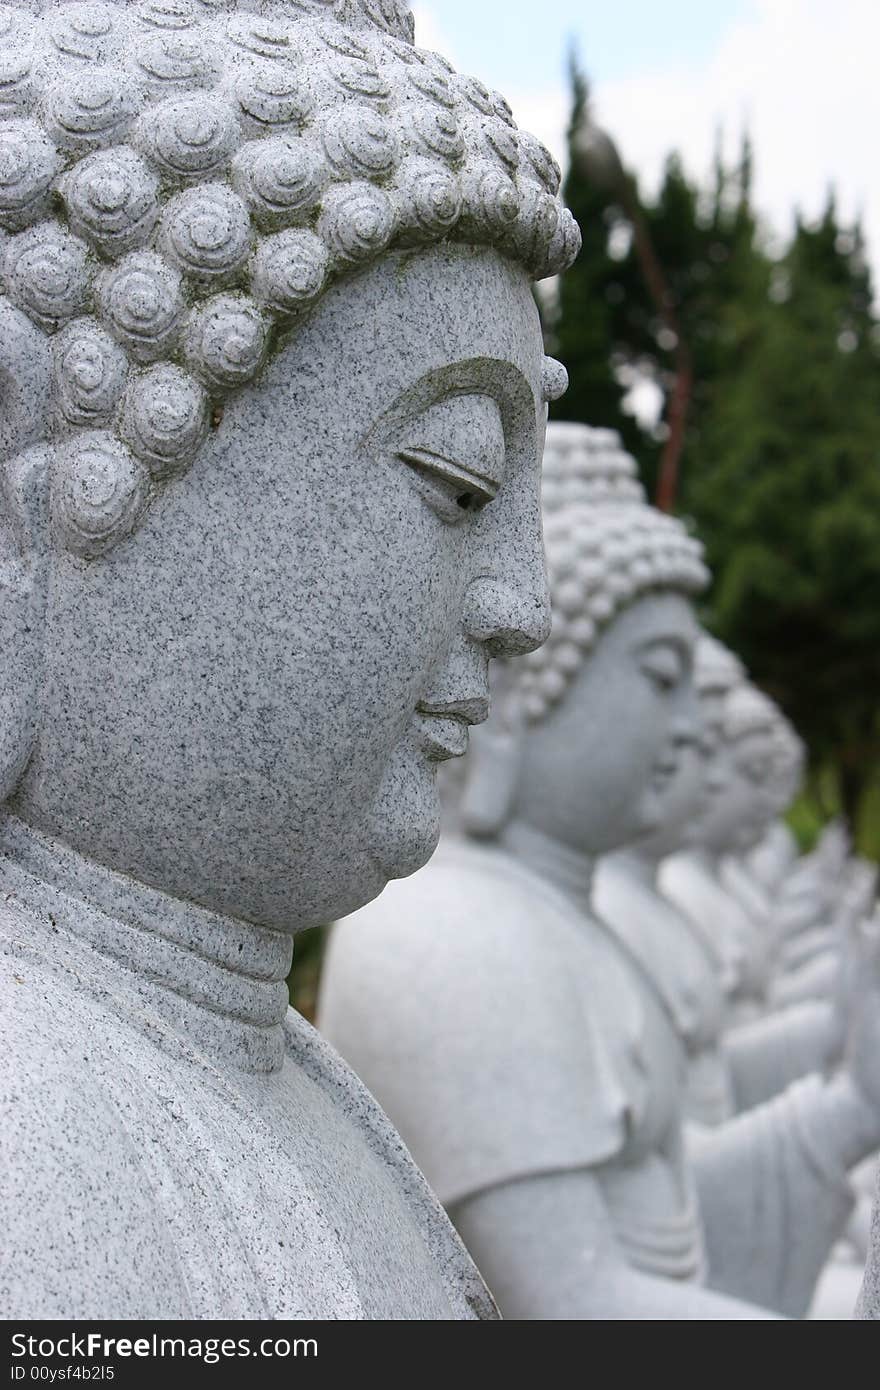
left=549, top=60, right=644, bottom=457
left=553, top=68, right=880, bottom=844
left=690, top=197, right=880, bottom=837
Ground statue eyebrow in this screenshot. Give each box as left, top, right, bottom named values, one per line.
left=409, top=362, right=535, bottom=415
left=363, top=357, right=537, bottom=461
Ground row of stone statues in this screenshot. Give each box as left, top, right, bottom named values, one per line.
left=2, top=0, right=878, bottom=1322
left=318, top=422, right=880, bottom=1319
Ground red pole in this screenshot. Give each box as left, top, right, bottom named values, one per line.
left=623, top=186, right=692, bottom=513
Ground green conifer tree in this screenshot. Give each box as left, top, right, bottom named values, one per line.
left=549, top=59, right=643, bottom=456
left=690, top=196, right=880, bottom=841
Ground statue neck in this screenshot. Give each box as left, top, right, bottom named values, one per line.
left=604, top=845, right=660, bottom=888
left=0, top=814, right=292, bottom=1074
left=683, top=843, right=722, bottom=876
left=500, top=819, right=595, bottom=915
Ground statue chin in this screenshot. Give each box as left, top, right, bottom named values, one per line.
left=366, top=740, right=443, bottom=889
left=627, top=792, right=666, bottom=847
left=322, top=769, right=440, bottom=927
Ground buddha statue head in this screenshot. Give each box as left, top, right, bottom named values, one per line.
left=766, top=712, right=805, bottom=817
left=590, top=631, right=746, bottom=863
left=631, top=630, right=748, bottom=859
left=694, top=633, right=745, bottom=735
left=694, top=682, right=798, bottom=857
left=0, top=0, right=579, bottom=931
left=460, top=420, right=710, bottom=855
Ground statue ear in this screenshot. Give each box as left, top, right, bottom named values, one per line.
left=0, top=300, right=52, bottom=802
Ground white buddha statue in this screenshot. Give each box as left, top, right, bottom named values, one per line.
left=596, top=670, right=822, bottom=1127
left=741, top=721, right=806, bottom=898
left=663, top=667, right=875, bottom=1020
left=0, top=0, right=581, bottom=1319
left=595, top=667, right=873, bottom=1173
left=319, top=422, right=880, bottom=1318
left=661, top=679, right=792, bottom=1023
left=720, top=714, right=868, bottom=1011
left=720, top=713, right=804, bottom=925
left=593, top=645, right=733, bottom=1125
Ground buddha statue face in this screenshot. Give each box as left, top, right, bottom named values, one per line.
left=631, top=718, right=727, bottom=860
left=0, top=2, right=580, bottom=932
left=6, top=245, right=551, bottom=929
left=634, top=656, right=747, bottom=861
left=728, top=728, right=802, bottom=853
left=692, top=689, right=782, bottom=857
left=515, top=590, right=700, bottom=855
left=468, top=423, right=708, bottom=858
left=667, top=633, right=749, bottom=858
left=695, top=735, right=777, bottom=855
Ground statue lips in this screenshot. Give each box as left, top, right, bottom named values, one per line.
left=415, top=694, right=490, bottom=763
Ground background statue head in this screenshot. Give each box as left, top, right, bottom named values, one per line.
left=460, top=420, right=710, bottom=854
left=767, top=712, right=806, bottom=814
left=695, top=682, right=795, bottom=856
left=671, top=636, right=805, bottom=860
left=693, top=633, right=745, bottom=733
left=0, top=0, right=580, bottom=931
left=625, top=629, right=749, bottom=859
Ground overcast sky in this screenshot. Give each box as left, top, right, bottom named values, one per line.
left=414, top=1, right=880, bottom=266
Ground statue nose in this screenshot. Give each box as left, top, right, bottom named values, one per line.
left=671, top=715, right=699, bottom=748
left=461, top=576, right=552, bottom=659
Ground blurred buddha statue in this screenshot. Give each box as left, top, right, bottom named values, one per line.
left=594, top=640, right=733, bottom=1127
left=764, top=823, right=877, bottom=1012
left=742, top=724, right=807, bottom=897
left=0, top=0, right=581, bottom=1319
left=661, top=664, right=874, bottom=1022
left=720, top=711, right=804, bottom=922
left=661, top=678, right=789, bottom=1023
left=320, top=422, right=880, bottom=1319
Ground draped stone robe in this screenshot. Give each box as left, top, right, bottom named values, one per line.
left=596, top=853, right=838, bottom=1125
left=595, top=853, right=735, bottom=1128
left=321, top=834, right=858, bottom=1318
left=0, top=816, right=496, bottom=1320
left=661, top=849, right=770, bottom=1024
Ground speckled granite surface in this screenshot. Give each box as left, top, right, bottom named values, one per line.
left=0, top=0, right=578, bottom=1319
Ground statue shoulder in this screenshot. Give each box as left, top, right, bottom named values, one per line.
left=319, top=847, right=643, bottom=1209
left=283, top=1009, right=497, bottom=1321
left=326, top=839, right=585, bottom=972
left=0, top=934, right=193, bottom=1317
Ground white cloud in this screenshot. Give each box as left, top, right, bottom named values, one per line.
left=595, top=0, right=880, bottom=257
left=414, top=0, right=880, bottom=267
left=410, top=5, right=461, bottom=67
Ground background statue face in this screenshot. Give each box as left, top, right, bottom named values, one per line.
left=515, top=591, right=699, bottom=855
left=13, top=245, right=551, bottom=930
left=694, top=727, right=779, bottom=856
left=634, top=725, right=726, bottom=860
